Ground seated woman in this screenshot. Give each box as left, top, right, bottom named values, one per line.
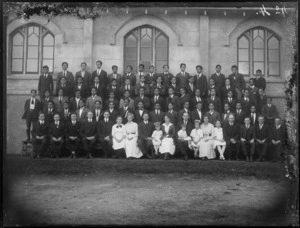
left=189, top=120, right=203, bottom=158
left=111, top=116, right=126, bottom=159
left=151, top=122, right=163, bottom=158
left=160, top=115, right=176, bottom=160
left=124, top=112, right=143, bottom=159
left=199, top=115, right=215, bottom=160
left=213, top=120, right=227, bottom=160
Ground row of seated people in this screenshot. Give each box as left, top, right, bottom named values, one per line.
left=30, top=109, right=285, bottom=163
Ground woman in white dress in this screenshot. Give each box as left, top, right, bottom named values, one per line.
left=199, top=115, right=215, bottom=160
left=151, top=122, right=163, bottom=157
left=160, top=115, right=176, bottom=160
left=124, top=112, right=143, bottom=159
left=213, top=120, right=226, bottom=160
left=111, top=116, right=126, bottom=158
left=189, top=120, right=204, bottom=158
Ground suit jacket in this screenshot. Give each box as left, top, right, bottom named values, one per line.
left=210, top=73, right=226, bottom=97
left=76, top=107, right=89, bottom=123
left=150, top=83, right=166, bottom=97
left=221, top=111, right=233, bottom=126
left=205, top=110, right=221, bottom=125
left=80, top=120, right=97, bottom=138
left=257, top=94, right=267, bottom=113
left=104, top=99, right=119, bottom=110
left=74, top=71, right=92, bottom=87
left=22, top=98, right=41, bottom=120
left=119, top=85, right=135, bottom=99
left=108, top=109, right=119, bottom=123
left=261, top=104, right=278, bottom=124
left=134, top=96, right=151, bottom=110
left=150, top=95, right=165, bottom=111
left=191, top=109, right=204, bottom=123
left=53, top=96, right=68, bottom=113
left=123, top=73, right=136, bottom=86
left=149, top=110, right=165, bottom=124
left=240, top=125, right=256, bottom=141
left=119, top=98, right=135, bottom=111
left=134, top=109, right=147, bottom=124
left=165, top=95, right=181, bottom=112
left=248, top=86, right=259, bottom=105
left=166, top=110, right=178, bottom=125
left=221, top=85, right=236, bottom=100
left=161, top=72, right=174, bottom=87
left=234, top=110, right=247, bottom=126
left=97, top=119, right=114, bottom=139
left=223, top=123, right=240, bottom=141
left=134, top=83, right=150, bottom=96
left=31, top=121, right=49, bottom=138
left=194, top=74, right=208, bottom=98
left=145, top=73, right=158, bottom=86
left=179, top=94, right=190, bottom=110
left=162, top=124, right=176, bottom=138
left=255, top=124, right=270, bottom=142
left=223, top=97, right=237, bottom=113
left=185, top=83, right=196, bottom=97
left=92, top=108, right=104, bottom=123
left=44, top=108, right=57, bottom=124
left=205, top=96, right=222, bottom=113
left=240, top=97, right=256, bottom=115
left=119, top=107, right=134, bottom=124
left=69, top=97, right=82, bottom=112
left=73, top=84, right=88, bottom=99
left=249, top=112, right=259, bottom=126
left=106, top=86, right=120, bottom=99
left=169, top=84, right=180, bottom=97
left=138, top=121, right=154, bottom=140
left=190, top=96, right=204, bottom=111
left=176, top=72, right=190, bottom=88
left=86, top=96, right=103, bottom=111
left=271, top=124, right=285, bottom=142
left=56, top=84, right=72, bottom=98
left=254, top=77, right=266, bottom=91
left=135, top=72, right=146, bottom=85
left=178, top=109, right=191, bottom=121
left=38, top=74, right=54, bottom=94
left=41, top=97, right=53, bottom=114
left=228, top=73, right=246, bottom=91
left=90, top=83, right=105, bottom=99
left=57, top=71, right=75, bottom=88
left=48, top=121, right=65, bottom=138
left=107, top=73, right=123, bottom=87
left=91, top=69, right=108, bottom=88
left=60, top=109, right=72, bottom=123
left=176, top=121, right=193, bottom=136
left=65, top=121, right=81, bottom=137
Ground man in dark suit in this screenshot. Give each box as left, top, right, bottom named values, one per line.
left=228, top=65, right=246, bottom=100
left=80, top=111, right=97, bottom=159
left=166, top=102, right=178, bottom=125
left=177, top=112, right=193, bottom=160
left=92, top=100, right=104, bottom=123
left=261, top=97, right=279, bottom=130
left=65, top=113, right=81, bottom=159
left=44, top=100, right=56, bottom=124
left=210, top=64, right=226, bottom=101
left=248, top=78, right=259, bottom=105
left=186, top=76, right=196, bottom=98
left=105, top=91, right=119, bottom=110
left=134, top=101, right=146, bottom=124
left=205, top=103, right=221, bottom=125
left=150, top=87, right=165, bottom=111
left=119, top=98, right=134, bottom=124
left=134, top=87, right=151, bottom=110
left=22, top=90, right=41, bottom=141
left=194, top=65, right=208, bottom=99
left=74, top=62, right=92, bottom=88
left=90, top=75, right=105, bottom=99
left=123, top=65, right=136, bottom=86
left=137, top=113, right=154, bottom=159
left=255, top=115, right=270, bottom=162
left=240, top=88, right=256, bottom=115
left=240, top=117, right=256, bottom=162
left=221, top=78, right=236, bottom=100
left=169, top=76, right=180, bottom=97
left=271, top=117, right=286, bottom=162
left=150, top=75, right=166, bottom=97
left=136, top=64, right=146, bottom=85
left=176, top=63, right=190, bottom=89
left=119, top=78, right=135, bottom=99
left=223, top=90, right=237, bottom=113
left=221, top=103, right=233, bottom=126
left=53, top=89, right=68, bottom=113
left=107, top=65, right=123, bottom=87
left=38, top=65, right=54, bottom=99
left=234, top=102, right=246, bottom=126
left=191, top=89, right=204, bottom=111
left=107, top=101, right=119, bottom=123
left=31, top=113, right=48, bottom=158
left=41, top=90, right=53, bottom=115
left=70, top=90, right=82, bottom=112
left=134, top=75, right=150, bottom=96
left=48, top=114, right=65, bottom=158
left=191, top=102, right=204, bottom=123
left=254, top=69, right=266, bottom=91
left=165, top=87, right=181, bottom=112
left=56, top=62, right=74, bottom=89
left=205, top=88, right=221, bottom=113
left=97, top=110, right=114, bottom=158
left=223, top=114, right=240, bottom=160
left=145, top=65, right=157, bottom=88
left=249, top=105, right=259, bottom=126
left=257, top=88, right=268, bottom=114
left=150, top=103, right=165, bottom=124
left=91, top=60, right=108, bottom=89
left=73, top=76, right=88, bottom=99
left=107, top=79, right=120, bottom=100
left=178, top=101, right=191, bottom=120
left=161, top=64, right=173, bottom=87
left=60, top=101, right=72, bottom=124
left=76, top=99, right=89, bottom=123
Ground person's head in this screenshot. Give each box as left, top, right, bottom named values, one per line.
left=210, top=88, right=216, bottom=96
left=182, top=112, right=189, bottom=121
left=103, top=110, right=110, bottom=119
left=139, top=64, right=145, bottom=72
left=258, top=115, right=264, bottom=124
left=196, top=102, right=203, bottom=110
left=244, top=88, right=250, bottom=97
left=209, top=103, right=215, bottom=111
left=249, top=78, right=255, bottom=86
left=181, top=123, right=187, bottom=130
left=224, top=103, right=230, bottom=112
left=126, top=65, right=133, bottom=73
left=168, top=102, right=174, bottom=110
left=116, top=116, right=123, bottom=124
left=108, top=91, right=115, bottom=99
left=171, top=77, right=177, bottom=85
left=54, top=113, right=60, bottom=122
left=275, top=117, right=281, bottom=125
left=81, top=62, right=87, bottom=71
left=62, top=62, right=68, bottom=70
left=154, top=122, right=161, bottom=130
left=77, top=76, right=83, bottom=84
left=38, top=113, right=45, bottom=121
left=91, top=87, right=96, bottom=96
left=124, top=98, right=130, bottom=107
left=94, top=76, right=100, bottom=84
left=42, top=65, right=49, bottom=74
left=140, top=75, right=145, bottom=83
left=228, top=114, right=235, bottom=123
left=30, top=89, right=37, bottom=98
left=258, top=88, right=264, bottom=96
left=111, top=79, right=117, bottom=86
left=44, top=90, right=50, bottom=97
left=125, top=78, right=130, bottom=85
left=108, top=101, right=115, bottom=110
left=256, top=69, right=262, bottom=77
left=48, top=101, right=54, bottom=109
left=227, top=90, right=233, bottom=98
left=137, top=101, right=144, bottom=110
left=196, top=65, right=202, bottom=74
left=195, top=88, right=201, bottom=97
left=163, top=64, right=169, bottom=72
left=267, top=97, right=272, bottom=105
left=142, top=112, right=149, bottom=121
left=183, top=101, right=189, bottom=109
left=154, top=103, right=161, bottom=110
left=127, top=112, right=134, bottom=121
left=168, top=87, right=174, bottom=96
left=194, top=120, right=201, bottom=129
left=94, top=100, right=101, bottom=109
left=79, top=99, right=85, bottom=108
left=215, top=120, right=221, bottom=128
left=96, top=60, right=102, bottom=69
left=112, top=65, right=118, bottom=74
left=58, top=89, right=64, bottom=97
left=164, top=114, right=171, bottom=123
left=154, top=88, right=160, bottom=96
left=71, top=113, right=77, bottom=121
left=63, top=101, right=69, bottom=109
left=231, top=65, right=238, bottom=74
left=225, top=78, right=231, bottom=86
left=75, top=90, right=81, bottom=98
left=244, top=117, right=250, bottom=125
left=236, top=102, right=242, bottom=110
left=149, top=65, right=154, bottom=73
left=124, top=90, right=130, bottom=98
left=87, top=111, right=93, bottom=119
left=156, top=75, right=163, bottom=83
left=180, top=63, right=186, bottom=72
left=188, top=76, right=194, bottom=83
left=180, top=87, right=186, bottom=95
left=209, top=78, right=215, bottom=86
left=250, top=105, right=256, bottom=113
left=61, top=77, right=66, bottom=84
left=203, top=115, right=209, bottom=124
left=139, top=87, right=145, bottom=95
left=215, top=64, right=221, bottom=73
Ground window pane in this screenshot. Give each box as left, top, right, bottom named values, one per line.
left=141, top=28, right=147, bottom=36
left=238, top=36, right=249, bottom=48
left=156, top=47, right=168, bottom=61
left=12, top=59, right=23, bottom=72
left=12, top=46, right=23, bottom=58
left=43, top=33, right=54, bottom=46
left=254, top=62, right=264, bottom=74
left=28, top=26, right=34, bottom=35
left=268, top=49, right=280, bottom=62
left=269, top=63, right=280, bottom=75
left=268, top=36, right=279, bottom=49
left=34, top=26, right=40, bottom=35
left=238, top=62, right=249, bottom=75
left=141, top=35, right=152, bottom=47
left=253, top=29, right=259, bottom=38
left=12, top=33, right=24, bottom=45
left=155, top=60, right=168, bottom=73
left=43, top=46, right=54, bottom=59
left=27, top=46, right=39, bottom=58
left=27, top=59, right=38, bottom=72
left=126, top=35, right=137, bottom=47
left=156, top=35, right=167, bottom=47
left=238, top=49, right=249, bottom=61
left=28, top=34, right=39, bottom=45
left=253, top=37, right=264, bottom=48
left=42, top=60, right=53, bottom=72
left=253, top=49, right=264, bottom=61
left=125, top=47, right=137, bottom=60
left=141, top=47, right=152, bottom=61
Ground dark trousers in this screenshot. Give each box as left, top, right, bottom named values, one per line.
left=66, top=137, right=81, bottom=155
left=32, top=137, right=47, bottom=156
left=114, top=148, right=126, bottom=158
left=99, top=138, right=113, bottom=157
left=82, top=137, right=96, bottom=156
left=50, top=138, right=64, bottom=157
left=137, top=138, right=153, bottom=155
left=26, top=111, right=38, bottom=139
left=272, top=142, right=283, bottom=161
left=241, top=141, right=255, bottom=157
left=177, top=140, right=193, bottom=157
left=255, top=141, right=268, bottom=158
left=225, top=140, right=240, bottom=159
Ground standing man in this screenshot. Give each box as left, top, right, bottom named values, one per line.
left=86, top=87, right=103, bottom=111
left=261, top=97, right=278, bottom=130
left=210, top=64, right=226, bottom=101
left=255, top=115, right=270, bottom=162
left=56, top=62, right=75, bottom=89
left=53, top=89, right=68, bottom=113
left=194, top=65, right=208, bottom=99
left=76, top=99, right=89, bottom=123
left=228, top=65, right=246, bottom=100
left=137, top=113, right=154, bottom=159
left=22, top=90, right=41, bottom=141
left=240, top=117, right=256, bottom=162
left=108, top=65, right=123, bottom=87
left=150, top=103, right=165, bottom=124
left=31, top=113, right=48, bottom=159
left=92, top=100, right=104, bottom=123
left=176, top=112, right=193, bottom=160
left=134, top=87, right=151, bottom=111
left=223, top=114, right=240, bottom=160
left=145, top=65, right=157, bottom=88
left=80, top=111, right=97, bottom=159
left=161, top=64, right=173, bottom=87
left=205, top=103, right=221, bottom=125
left=97, top=111, right=114, bottom=158
left=176, top=63, right=190, bottom=89
left=271, top=117, right=286, bottom=162
left=123, top=65, right=136, bottom=86
left=74, top=62, right=92, bottom=88
left=38, top=65, right=54, bottom=99
left=240, top=88, right=255, bottom=115
left=249, top=105, right=259, bottom=126
left=165, top=87, right=181, bottom=112
left=257, top=88, right=268, bottom=114
left=254, top=69, right=266, bottom=91
left=65, top=113, right=81, bottom=159
left=205, top=88, right=222, bottom=113
left=91, top=60, right=108, bottom=88
left=48, top=114, right=65, bottom=158
left=136, top=64, right=146, bottom=85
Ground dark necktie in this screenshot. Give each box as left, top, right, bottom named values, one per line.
left=31, top=99, right=34, bottom=105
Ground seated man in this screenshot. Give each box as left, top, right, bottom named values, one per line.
left=234, top=102, right=246, bottom=126
left=223, top=114, right=240, bottom=160
left=48, top=114, right=65, bottom=158
left=191, top=101, right=204, bottom=123
left=205, top=103, right=221, bottom=125
left=176, top=112, right=193, bottom=160
left=240, top=117, right=256, bottom=162
left=135, top=75, right=150, bottom=96
left=134, top=87, right=151, bottom=111
left=255, top=115, right=269, bottom=162
left=53, top=88, right=68, bottom=113
left=150, top=87, right=165, bottom=111
left=31, top=113, right=49, bottom=158
left=97, top=110, right=114, bottom=158
left=178, top=101, right=191, bottom=120
left=150, top=102, right=165, bottom=124
left=86, top=87, right=103, bottom=111
left=80, top=111, right=97, bottom=159
left=261, top=97, right=279, bottom=131
left=270, top=117, right=286, bottom=162
left=107, top=101, right=119, bottom=123
left=44, top=100, right=56, bottom=124
left=205, top=88, right=221, bottom=113
left=221, top=103, right=233, bottom=126
left=166, top=102, right=178, bottom=125
left=60, top=101, right=72, bottom=124
left=65, top=113, right=81, bottom=159
left=249, top=105, right=259, bottom=126
left=134, top=101, right=146, bottom=124
left=137, top=112, right=154, bottom=159
left=165, top=87, right=181, bottom=112
left=41, top=90, right=53, bottom=114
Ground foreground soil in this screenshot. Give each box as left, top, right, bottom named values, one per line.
left=3, top=156, right=299, bottom=226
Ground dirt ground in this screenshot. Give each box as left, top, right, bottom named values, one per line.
left=3, top=156, right=299, bottom=226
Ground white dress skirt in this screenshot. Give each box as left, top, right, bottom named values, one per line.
left=199, top=123, right=216, bottom=159
left=111, top=124, right=126, bottom=150
left=152, top=130, right=163, bottom=146
left=160, top=123, right=176, bottom=155
left=124, top=122, right=143, bottom=158
left=190, top=128, right=203, bottom=148
left=213, top=127, right=226, bottom=149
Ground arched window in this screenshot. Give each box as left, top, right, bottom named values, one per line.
left=10, top=23, right=55, bottom=74
left=124, top=25, right=168, bottom=73
left=237, top=27, right=280, bottom=77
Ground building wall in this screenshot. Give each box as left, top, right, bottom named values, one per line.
left=6, top=9, right=294, bottom=154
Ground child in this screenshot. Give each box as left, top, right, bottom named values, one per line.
left=189, top=120, right=204, bottom=158
left=177, top=123, right=191, bottom=144
left=111, top=116, right=126, bottom=158
left=213, top=120, right=226, bottom=160
left=151, top=122, right=163, bottom=157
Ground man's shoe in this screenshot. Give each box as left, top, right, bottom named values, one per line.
left=146, top=154, right=152, bottom=159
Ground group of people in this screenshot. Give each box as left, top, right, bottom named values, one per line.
left=22, top=61, right=286, bottom=162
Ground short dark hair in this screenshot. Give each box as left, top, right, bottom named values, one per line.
left=62, top=62, right=68, bottom=67
left=94, top=100, right=101, bottom=105
left=216, top=64, right=221, bottom=68
left=44, top=90, right=50, bottom=93
left=126, top=65, right=133, bottom=70
left=196, top=65, right=203, bottom=70
left=77, top=76, right=83, bottom=80
left=81, top=62, right=87, bottom=66
left=231, top=65, right=238, bottom=69
left=63, top=101, right=69, bottom=105
left=180, top=63, right=186, bottom=68
left=196, top=101, right=203, bottom=106
left=249, top=78, right=254, bottom=82
left=149, top=65, right=154, bottom=69
left=30, top=89, right=37, bottom=93
left=139, top=64, right=145, bottom=68
left=42, top=65, right=49, bottom=69
left=256, top=69, right=262, bottom=73
left=48, top=100, right=54, bottom=105
left=244, top=88, right=250, bottom=92
left=96, top=60, right=102, bottom=65
left=139, top=86, right=145, bottom=91
left=103, top=110, right=110, bottom=115
left=163, top=64, right=169, bottom=68
left=112, top=65, right=118, bottom=69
